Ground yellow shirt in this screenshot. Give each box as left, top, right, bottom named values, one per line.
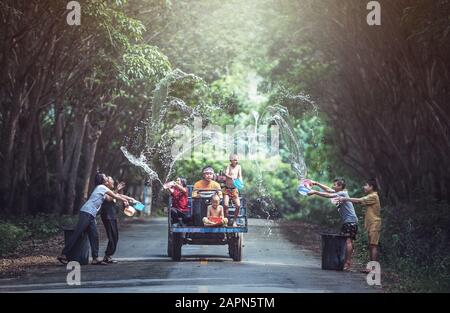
left=192, top=180, right=222, bottom=198
left=360, top=192, right=381, bottom=231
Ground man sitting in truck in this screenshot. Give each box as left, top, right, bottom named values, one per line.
left=192, top=166, right=223, bottom=198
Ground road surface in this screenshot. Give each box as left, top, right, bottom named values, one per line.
left=0, top=218, right=379, bottom=292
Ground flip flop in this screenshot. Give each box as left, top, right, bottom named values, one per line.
left=103, top=257, right=118, bottom=264
left=57, top=255, right=68, bottom=265
left=92, top=259, right=108, bottom=265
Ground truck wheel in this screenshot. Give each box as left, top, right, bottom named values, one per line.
left=228, top=239, right=234, bottom=259
left=232, top=233, right=243, bottom=262
left=172, top=232, right=183, bottom=261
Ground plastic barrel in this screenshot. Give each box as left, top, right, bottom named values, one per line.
left=63, top=228, right=90, bottom=265
left=321, top=233, right=347, bottom=271
left=192, top=198, right=209, bottom=226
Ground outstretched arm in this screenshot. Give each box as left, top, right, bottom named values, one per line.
left=308, top=190, right=339, bottom=199
left=310, top=181, right=334, bottom=193
left=121, top=194, right=137, bottom=202
left=337, top=196, right=364, bottom=204
left=105, top=190, right=132, bottom=206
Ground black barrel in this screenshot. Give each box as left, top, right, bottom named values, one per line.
left=63, top=228, right=90, bottom=265
left=321, top=233, right=347, bottom=271
left=192, top=198, right=209, bottom=226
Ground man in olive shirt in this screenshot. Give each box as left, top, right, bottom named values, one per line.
left=337, top=178, right=381, bottom=272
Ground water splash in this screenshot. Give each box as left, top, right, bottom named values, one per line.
left=120, top=146, right=163, bottom=186
left=120, top=69, right=316, bottom=230
left=245, top=92, right=317, bottom=235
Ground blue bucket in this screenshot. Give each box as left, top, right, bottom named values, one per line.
left=297, top=185, right=311, bottom=196
left=233, top=179, right=244, bottom=191
left=133, top=201, right=145, bottom=211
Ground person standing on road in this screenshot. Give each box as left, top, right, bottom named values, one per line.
left=307, top=178, right=358, bottom=271
left=100, top=176, right=125, bottom=264
left=57, top=172, right=135, bottom=265
left=337, top=178, right=381, bottom=273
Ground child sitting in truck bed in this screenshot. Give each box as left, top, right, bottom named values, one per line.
left=203, top=194, right=228, bottom=226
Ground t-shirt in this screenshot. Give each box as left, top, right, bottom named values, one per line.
left=192, top=180, right=222, bottom=198
left=360, top=192, right=381, bottom=230
left=80, top=184, right=111, bottom=217
left=100, top=198, right=117, bottom=220
left=171, top=188, right=189, bottom=213
left=336, top=191, right=358, bottom=224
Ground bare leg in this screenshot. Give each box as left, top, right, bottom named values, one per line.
left=233, top=196, right=241, bottom=225
left=369, top=245, right=378, bottom=262
left=223, top=194, right=230, bottom=217
left=344, top=238, right=353, bottom=270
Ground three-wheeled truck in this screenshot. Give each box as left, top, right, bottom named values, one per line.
left=167, top=186, right=248, bottom=261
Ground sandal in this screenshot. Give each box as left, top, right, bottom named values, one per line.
left=103, top=257, right=118, bottom=264
left=92, top=259, right=108, bottom=265
left=57, top=255, right=69, bottom=265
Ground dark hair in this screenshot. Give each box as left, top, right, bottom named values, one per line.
left=333, top=178, right=346, bottom=189
left=177, top=177, right=187, bottom=187
left=366, top=178, right=378, bottom=191
left=94, top=172, right=106, bottom=186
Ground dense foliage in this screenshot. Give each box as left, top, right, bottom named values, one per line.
left=0, top=0, right=448, bottom=291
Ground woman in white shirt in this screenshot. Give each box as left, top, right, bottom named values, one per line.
left=57, top=172, right=136, bottom=265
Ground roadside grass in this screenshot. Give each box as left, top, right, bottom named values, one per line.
left=0, top=214, right=77, bottom=257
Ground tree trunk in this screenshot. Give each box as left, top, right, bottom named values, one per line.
left=0, top=94, right=22, bottom=211
left=54, top=100, right=65, bottom=214
left=80, top=120, right=102, bottom=205
left=65, top=112, right=88, bottom=215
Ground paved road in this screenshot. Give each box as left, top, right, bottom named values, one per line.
left=0, top=218, right=379, bottom=292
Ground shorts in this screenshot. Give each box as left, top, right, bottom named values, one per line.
left=224, top=187, right=239, bottom=199
left=340, top=222, right=358, bottom=240
left=366, top=221, right=381, bottom=246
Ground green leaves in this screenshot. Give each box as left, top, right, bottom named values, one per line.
left=119, top=44, right=171, bottom=85
left=84, top=0, right=146, bottom=50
